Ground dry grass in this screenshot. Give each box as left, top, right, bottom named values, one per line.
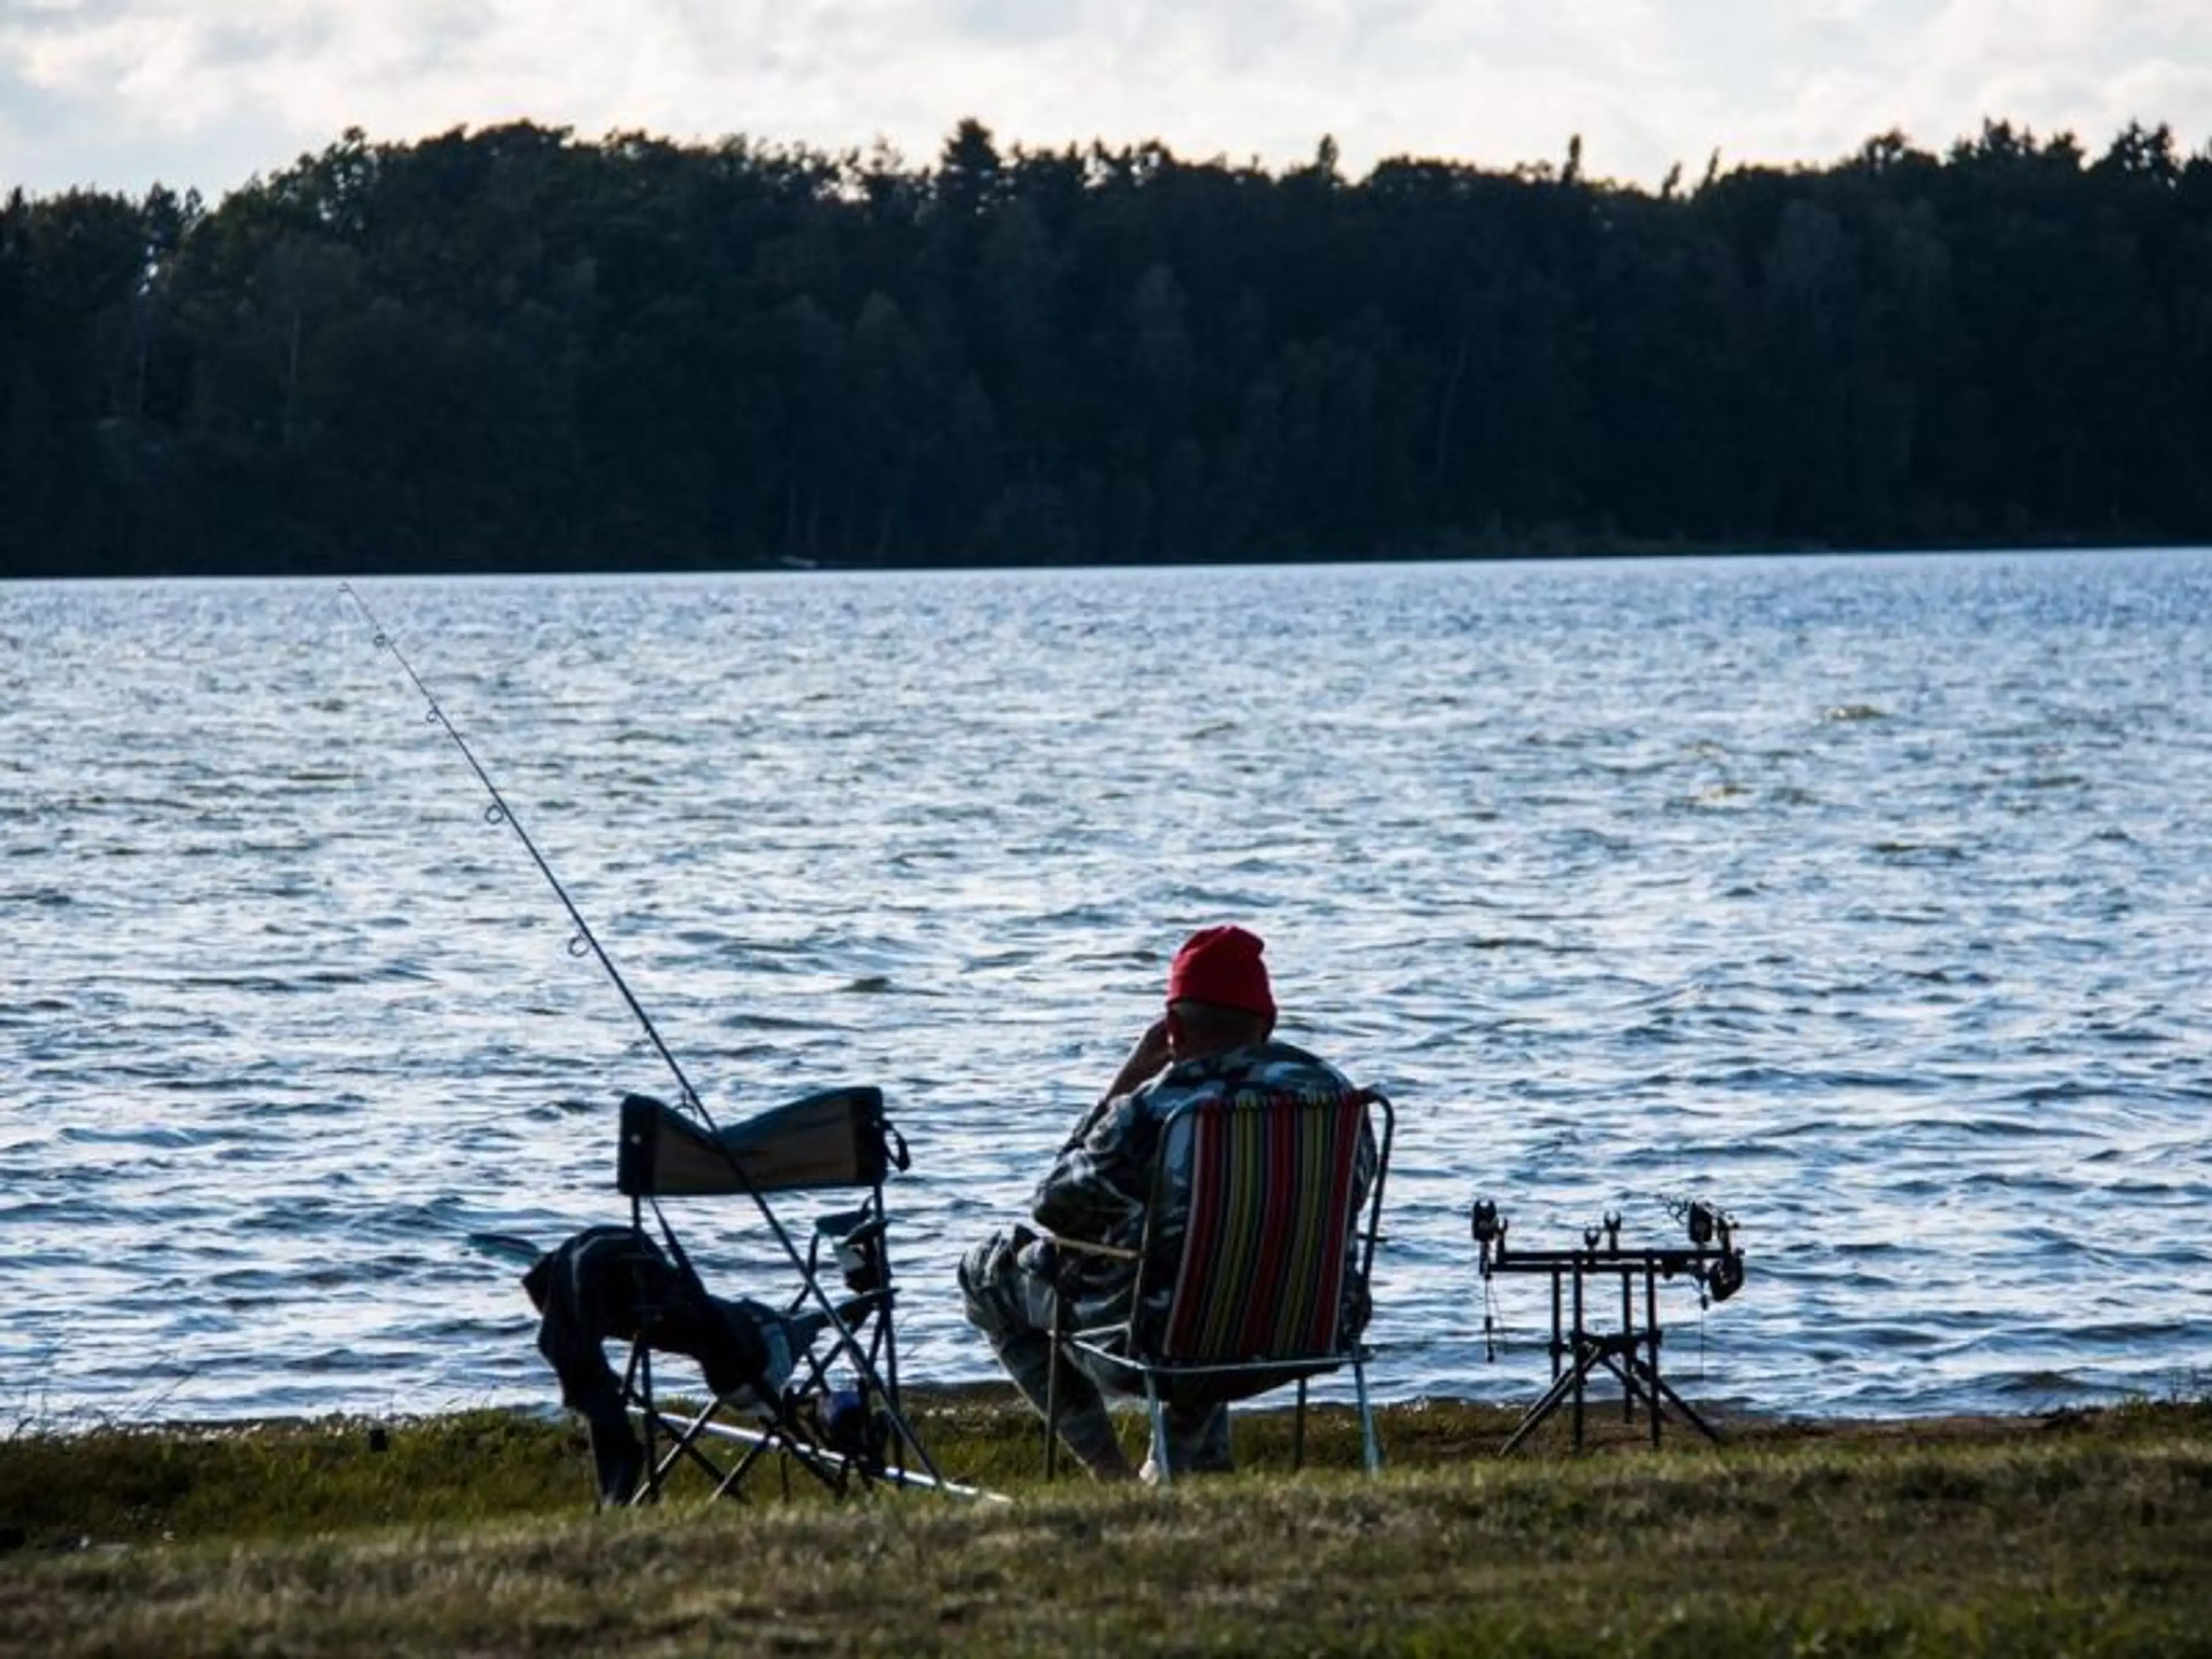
left=2, top=1395, right=2208, bottom=1656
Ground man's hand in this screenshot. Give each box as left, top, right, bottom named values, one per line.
left=1101, top=1015, right=1172, bottom=1102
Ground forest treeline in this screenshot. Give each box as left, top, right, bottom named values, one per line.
left=4, top=116, right=2209, bottom=577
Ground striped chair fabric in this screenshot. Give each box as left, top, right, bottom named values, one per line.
left=1157, top=1086, right=1369, bottom=1365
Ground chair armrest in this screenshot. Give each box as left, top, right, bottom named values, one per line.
left=1035, top=1229, right=1141, bottom=1263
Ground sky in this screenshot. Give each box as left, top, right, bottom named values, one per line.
left=3, top=0, right=2208, bottom=202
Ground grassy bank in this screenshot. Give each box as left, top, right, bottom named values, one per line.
left=2, top=1395, right=2207, bottom=1656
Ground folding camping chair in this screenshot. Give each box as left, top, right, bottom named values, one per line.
left=1046, top=1084, right=1395, bottom=1484
left=611, top=1084, right=952, bottom=1503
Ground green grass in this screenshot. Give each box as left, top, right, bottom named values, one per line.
left=2, top=1395, right=2208, bottom=1656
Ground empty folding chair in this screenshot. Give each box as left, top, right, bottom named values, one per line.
left=605, top=1082, right=943, bottom=1502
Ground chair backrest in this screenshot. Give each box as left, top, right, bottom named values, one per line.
left=1146, top=1085, right=1384, bottom=1366
left=618, top=1088, right=895, bottom=1198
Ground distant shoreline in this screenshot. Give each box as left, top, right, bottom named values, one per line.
left=9, top=537, right=2209, bottom=585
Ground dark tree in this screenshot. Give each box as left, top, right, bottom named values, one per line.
left=4, top=113, right=2210, bottom=576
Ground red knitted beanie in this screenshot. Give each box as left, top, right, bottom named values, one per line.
left=1165, top=925, right=1276, bottom=1018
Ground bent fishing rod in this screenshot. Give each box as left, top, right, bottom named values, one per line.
left=340, top=582, right=946, bottom=1483
left=339, top=582, right=707, bottom=1122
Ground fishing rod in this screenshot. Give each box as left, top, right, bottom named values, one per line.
left=339, top=581, right=708, bottom=1123
left=340, top=582, right=950, bottom=1487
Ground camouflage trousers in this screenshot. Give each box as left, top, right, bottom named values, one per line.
left=957, top=1225, right=1230, bottom=1478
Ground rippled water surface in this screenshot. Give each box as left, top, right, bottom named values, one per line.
left=3, top=551, right=2209, bottom=1429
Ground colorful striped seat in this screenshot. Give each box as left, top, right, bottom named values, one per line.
left=1157, top=1086, right=1369, bottom=1363
left=1052, top=1085, right=1394, bottom=1481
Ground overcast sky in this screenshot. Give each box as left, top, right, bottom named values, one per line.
left=4, top=0, right=2207, bottom=202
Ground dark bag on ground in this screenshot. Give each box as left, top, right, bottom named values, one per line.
left=524, top=1224, right=783, bottom=1503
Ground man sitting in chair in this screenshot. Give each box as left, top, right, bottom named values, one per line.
left=959, top=924, right=1372, bottom=1482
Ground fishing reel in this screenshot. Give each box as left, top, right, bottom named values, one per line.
left=1673, top=1197, right=1732, bottom=1250
left=1471, top=1197, right=1508, bottom=1274
left=1665, top=1195, right=1744, bottom=1303
left=1705, top=1248, right=1745, bottom=1304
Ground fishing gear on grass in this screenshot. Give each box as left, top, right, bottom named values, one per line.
left=340, top=582, right=946, bottom=1490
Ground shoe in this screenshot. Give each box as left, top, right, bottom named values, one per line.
left=1138, top=1400, right=1236, bottom=1485
left=1138, top=1450, right=1234, bottom=1485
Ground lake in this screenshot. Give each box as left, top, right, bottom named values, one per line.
left=3, top=550, right=2208, bottom=1430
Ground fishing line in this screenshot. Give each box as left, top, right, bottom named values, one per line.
left=339, top=582, right=946, bottom=1483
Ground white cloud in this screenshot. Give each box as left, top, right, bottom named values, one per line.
left=1, top=0, right=2205, bottom=199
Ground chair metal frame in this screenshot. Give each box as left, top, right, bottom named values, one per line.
left=1046, top=1084, right=1394, bottom=1484
left=609, top=1088, right=993, bottom=1504
left=620, top=1193, right=904, bottom=1502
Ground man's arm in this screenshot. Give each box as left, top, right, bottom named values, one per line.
left=1031, top=1092, right=1154, bottom=1244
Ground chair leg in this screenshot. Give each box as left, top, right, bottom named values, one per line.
left=633, top=1344, right=658, bottom=1503
left=1044, top=1296, right=1065, bottom=1482
left=1044, top=1344, right=1061, bottom=1483
left=1354, top=1358, right=1381, bottom=1475
left=1145, top=1379, right=1171, bottom=1488
left=1293, top=1376, right=1309, bottom=1471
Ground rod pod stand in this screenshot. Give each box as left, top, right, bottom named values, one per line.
left=1473, top=1197, right=1746, bottom=1455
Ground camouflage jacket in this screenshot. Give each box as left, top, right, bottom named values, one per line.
left=1028, top=1038, right=1378, bottom=1344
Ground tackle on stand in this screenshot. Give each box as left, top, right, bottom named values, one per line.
left=1470, top=1192, right=1747, bottom=1455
